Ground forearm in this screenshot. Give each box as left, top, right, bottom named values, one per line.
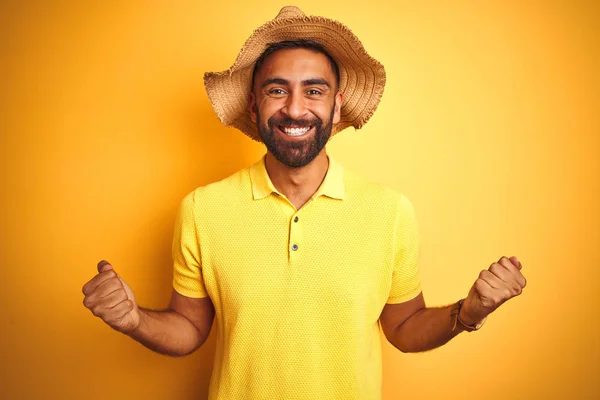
left=382, top=257, right=526, bottom=353
left=127, top=308, right=206, bottom=357
left=386, top=304, right=466, bottom=353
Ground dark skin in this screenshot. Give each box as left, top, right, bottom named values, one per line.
left=248, top=48, right=342, bottom=209
left=82, top=48, right=526, bottom=356
left=380, top=256, right=525, bottom=352
left=82, top=261, right=214, bottom=356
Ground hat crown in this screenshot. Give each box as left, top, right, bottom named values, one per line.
left=275, top=6, right=305, bottom=20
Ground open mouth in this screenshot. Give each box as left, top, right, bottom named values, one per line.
left=278, top=125, right=313, bottom=137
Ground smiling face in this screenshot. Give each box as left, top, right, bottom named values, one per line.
left=249, top=48, right=343, bottom=168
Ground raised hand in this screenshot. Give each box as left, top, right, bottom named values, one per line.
left=82, top=260, right=140, bottom=333
left=460, top=256, right=527, bottom=326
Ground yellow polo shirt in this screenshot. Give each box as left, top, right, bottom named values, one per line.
left=172, top=155, right=421, bottom=400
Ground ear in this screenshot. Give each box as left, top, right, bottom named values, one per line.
left=332, top=91, right=343, bottom=124
left=248, top=92, right=257, bottom=123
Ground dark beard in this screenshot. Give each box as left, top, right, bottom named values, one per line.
left=257, top=105, right=335, bottom=168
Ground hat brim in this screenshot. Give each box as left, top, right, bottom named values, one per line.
left=204, top=14, right=386, bottom=142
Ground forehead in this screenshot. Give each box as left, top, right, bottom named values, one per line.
left=254, top=48, right=336, bottom=84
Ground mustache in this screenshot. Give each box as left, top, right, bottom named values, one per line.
left=268, top=116, right=321, bottom=128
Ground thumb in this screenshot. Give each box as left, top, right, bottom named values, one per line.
left=97, top=260, right=114, bottom=273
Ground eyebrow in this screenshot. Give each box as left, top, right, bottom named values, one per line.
left=303, top=78, right=331, bottom=88
left=261, top=78, right=289, bottom=88
left=261, top=77, right=332, bottom=89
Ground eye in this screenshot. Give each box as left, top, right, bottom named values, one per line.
left=268, top=88, right=286, bottom=95
left=307, top=89, right=322, bottom=96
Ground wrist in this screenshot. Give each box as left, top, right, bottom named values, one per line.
left=452, top=299, right=486, bottom=332
left=458, top=306, right=485, bottom=327
left=123, top=307, right=144, bottom=337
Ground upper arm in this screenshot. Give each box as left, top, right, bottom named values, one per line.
left=170, top=192, right=214, bottom=347
left=386, top=194, right=422, bottom=303
left=380, top=194, right=424, bottom=341
left=379, top=292, right=425, bottom=340
left=169, top=289, right=215, bottom=343
left=172, top=192, right=210, bottom=298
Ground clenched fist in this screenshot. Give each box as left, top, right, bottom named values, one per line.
left=82, top=260, right=140, bottom=333
left=460, top=256, right=527, bottom=326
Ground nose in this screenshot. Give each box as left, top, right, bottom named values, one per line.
left=282, top=91, right=308, bottom=120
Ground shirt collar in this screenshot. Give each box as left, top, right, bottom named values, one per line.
left=250, top=155, right=345, bottom=201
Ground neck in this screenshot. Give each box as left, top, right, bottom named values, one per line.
left=264, top=150, right=329, bottom=210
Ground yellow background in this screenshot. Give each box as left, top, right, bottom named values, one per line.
left=1, top=1, right=598, bottom=399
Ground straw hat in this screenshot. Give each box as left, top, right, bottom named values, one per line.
left=204, top=6, right=386, bottom=142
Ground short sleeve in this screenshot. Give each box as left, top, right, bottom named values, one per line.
left=386, top=194, right=422, bottom=304
left=172, top=191, right=208, bottom=298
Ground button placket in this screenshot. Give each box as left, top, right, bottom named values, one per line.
left=289, top=212, right=303, bottom=260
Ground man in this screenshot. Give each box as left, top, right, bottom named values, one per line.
left=82, top=6, right=526, bottom=399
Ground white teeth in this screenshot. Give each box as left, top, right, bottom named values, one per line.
left=282, top=126, right=311, bottom=136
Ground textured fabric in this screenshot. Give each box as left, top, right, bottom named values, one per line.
left=172, top=155, right=421, bottom=400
